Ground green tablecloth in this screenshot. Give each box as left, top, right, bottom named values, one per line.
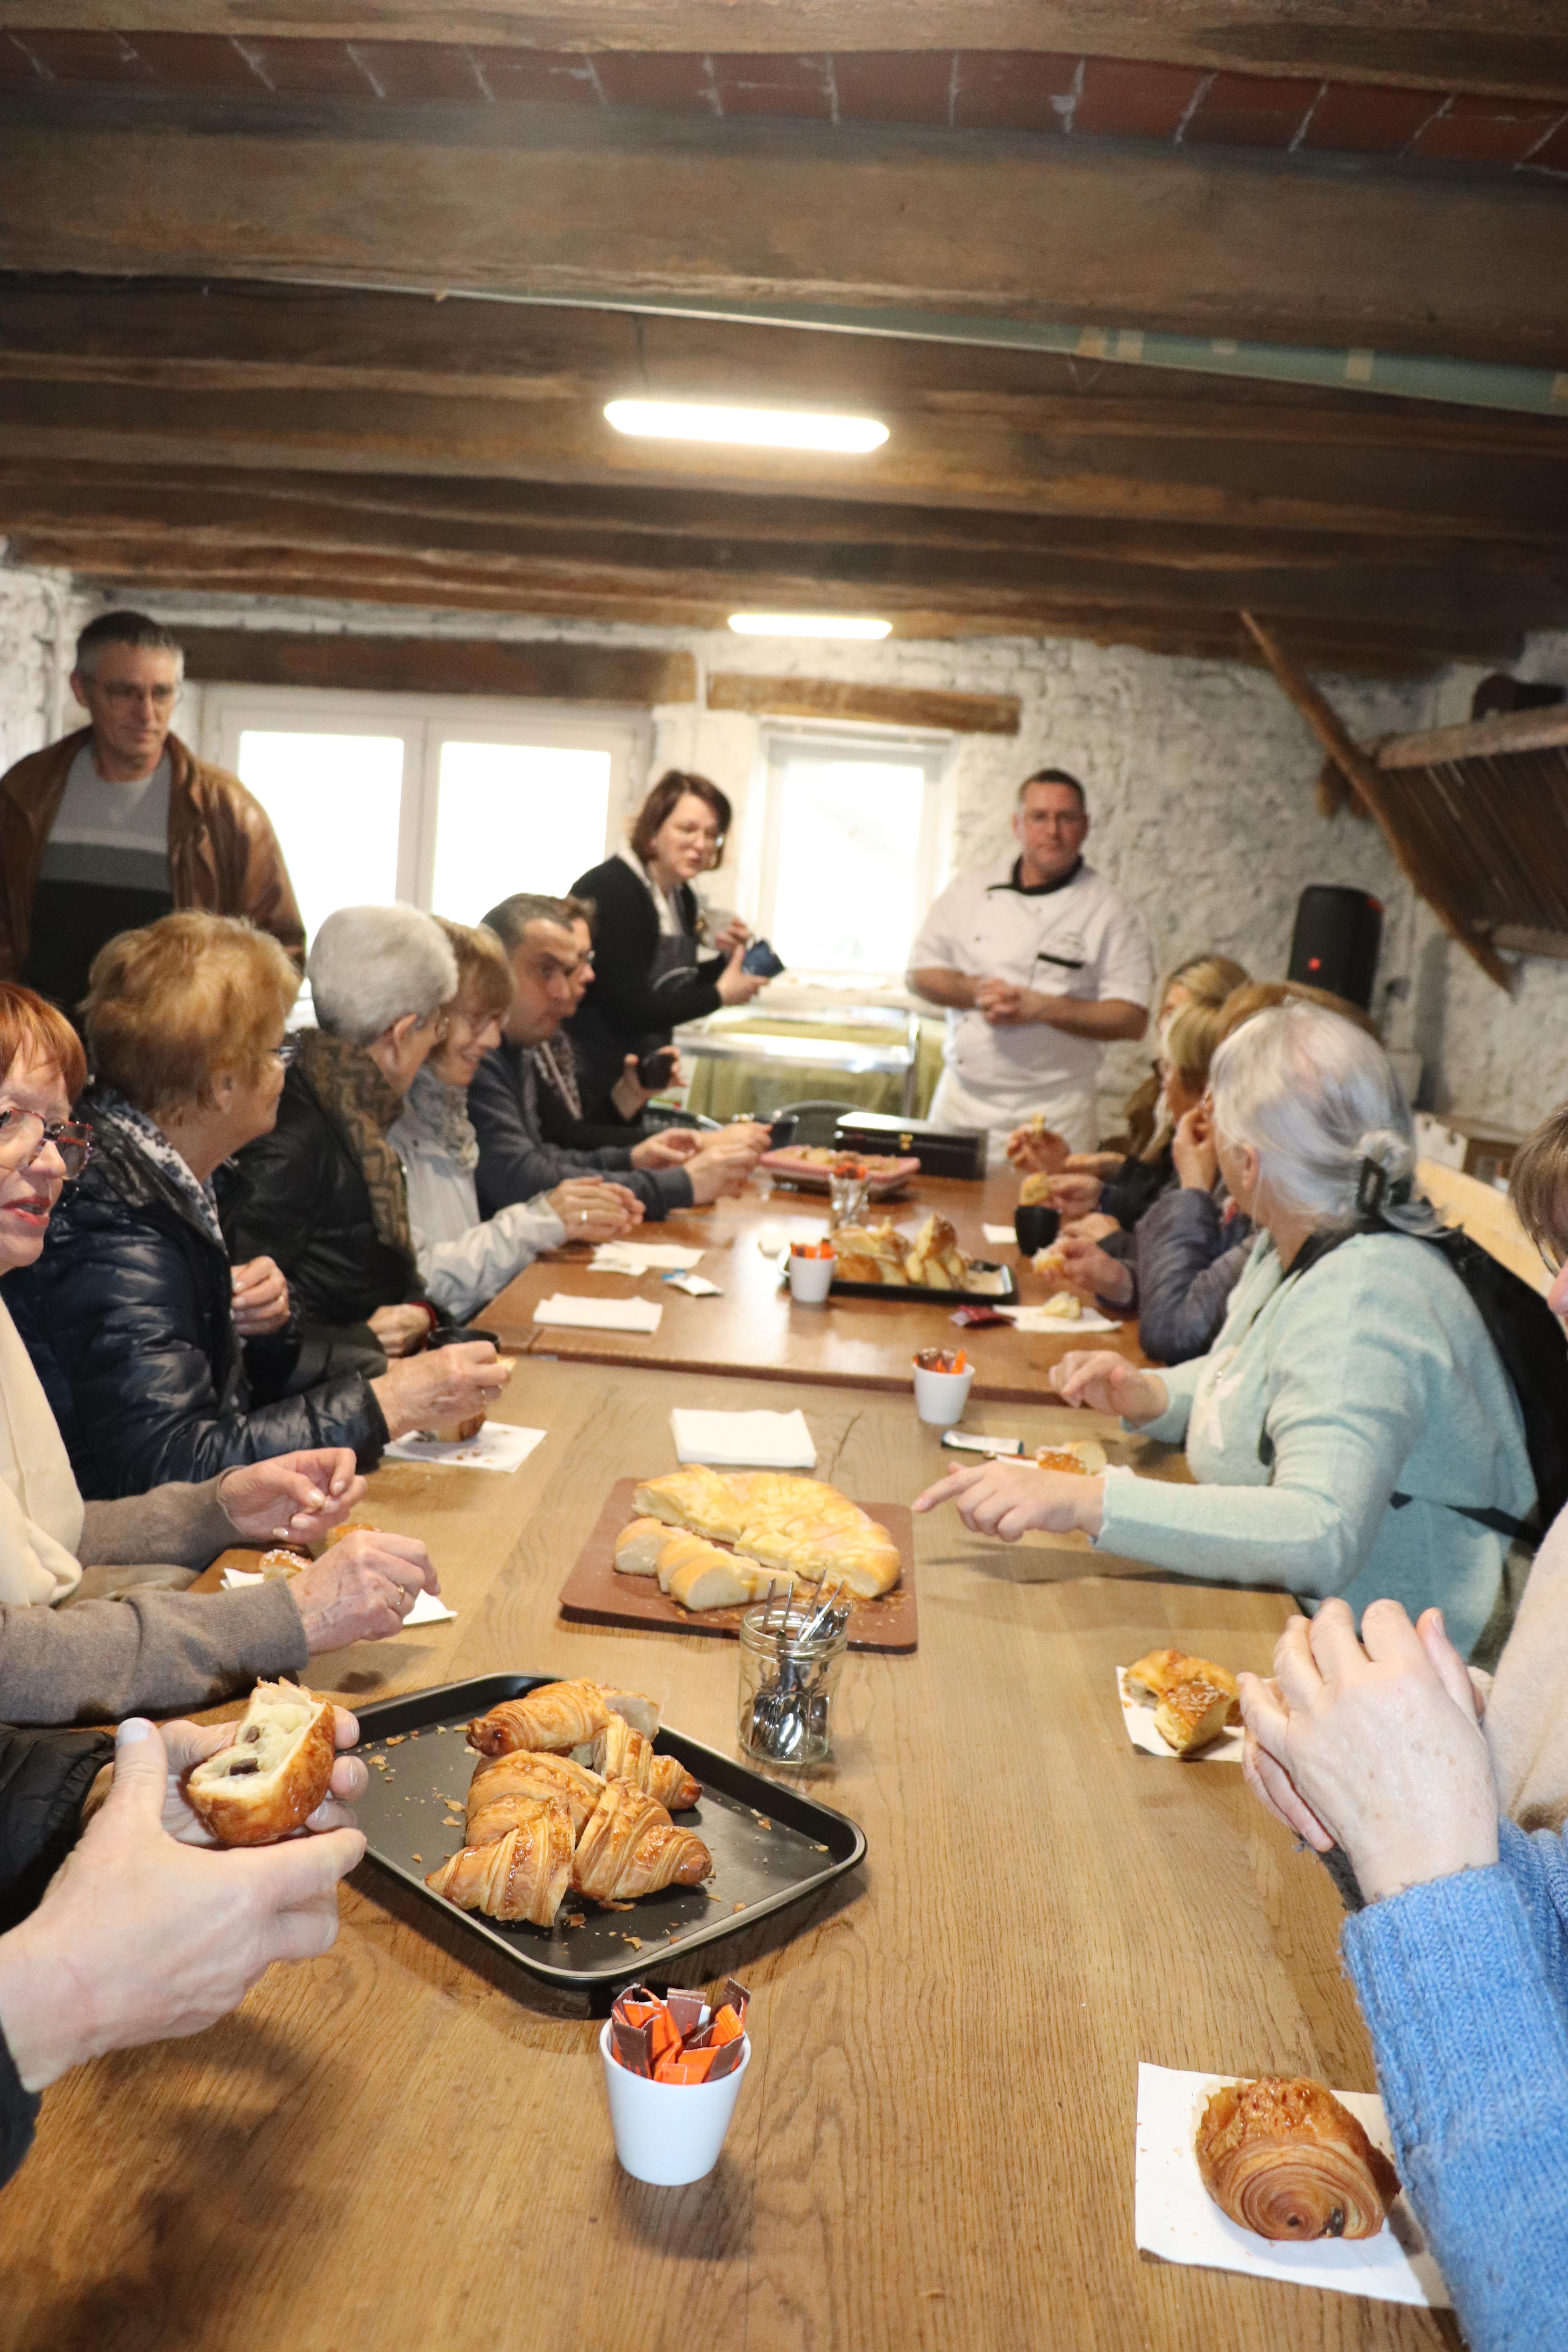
left=684, top=1017, right=945, bottom=1123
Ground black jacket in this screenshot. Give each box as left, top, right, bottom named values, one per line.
left=534, top=1048, right=648, bottom=1155
left=565, top=856, right=724, bottom=1117
left=6, top=1105, right=387, bottom=1499
left=470, top=1042, right=691, bottom=1223
left=0, top=1723, right=114, bottom=2187
left=218, top=1063, right=424, bottom=1333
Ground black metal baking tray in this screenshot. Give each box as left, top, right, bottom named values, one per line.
left=352, top=1674, right=866, bottom=1995
left=778, top=1260, right=1016, bottom=1303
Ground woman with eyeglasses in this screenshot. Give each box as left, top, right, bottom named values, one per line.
left=0, top=978, right=448, bottom=1720
left=9, top=914, right=508, bottom=1504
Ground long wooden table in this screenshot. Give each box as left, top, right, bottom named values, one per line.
left=0, top=1360, right=1443, bottom=2351
left=484, top=1169, right=1151, bottom=1403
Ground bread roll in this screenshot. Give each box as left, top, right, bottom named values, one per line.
left=613, top=1518, right=671, bottom=1576
left=187, top=1681, right=336, bottom=1847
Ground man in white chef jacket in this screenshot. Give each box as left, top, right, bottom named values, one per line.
left=907, top=769, right=1154, bottom=1156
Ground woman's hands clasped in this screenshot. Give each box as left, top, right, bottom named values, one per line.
left=1239, top=1599, right=1501, bottom=1903
left=548, top=1176, right=643, bottom=1240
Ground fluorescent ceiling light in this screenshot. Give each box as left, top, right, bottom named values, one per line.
left=604, top=399, right=888, bottom=453
left=728, top=613, right=894, bottom=640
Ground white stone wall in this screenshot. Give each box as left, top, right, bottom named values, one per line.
left=0, top=555, right=73, bottom=777
left=9, top=554, right=1568, bottom=1134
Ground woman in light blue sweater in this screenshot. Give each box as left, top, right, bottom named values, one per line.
left=917, top=1002, right=1535, bottom=1661
left=1241, top=1593, right=1568, bottom=2351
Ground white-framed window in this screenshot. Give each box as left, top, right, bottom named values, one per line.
left=199, top=685, right=647, bottom=947
left=752, top=728, right=948, bottom=983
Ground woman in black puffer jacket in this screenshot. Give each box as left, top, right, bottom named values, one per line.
left=10, top=913, right=509, bottom=1499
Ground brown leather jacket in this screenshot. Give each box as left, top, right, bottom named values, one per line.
left=0, top=728, right=305, bottom=980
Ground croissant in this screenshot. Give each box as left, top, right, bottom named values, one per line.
left=1196, top=2078, right=1400, bottom=2241
left=592, top=1716, right=702, bottom=1811
left=467, top=1751, right=605, bottom=1838
left=425, top=1799, right=575, bottom=1927
left=572, top=1781, right=713, bottom=1906
left=467, top=1679, right=612, bottom=1756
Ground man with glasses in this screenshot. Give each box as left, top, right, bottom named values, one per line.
left=0, top=610, right=304, bottom=1014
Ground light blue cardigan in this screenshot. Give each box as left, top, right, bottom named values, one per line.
left=1098, top=1230, right=1535, bottom=1658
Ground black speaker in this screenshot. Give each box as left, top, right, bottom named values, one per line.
left=1287, top=885, right=1383, bottom=1011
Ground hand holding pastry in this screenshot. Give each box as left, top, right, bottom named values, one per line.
left=1005, top=1122, right=1071, bottom=1175
left=289, top=1530, right=439, bottom=1652
left=1048, top=1350, right=1169, bottom=1423
left=82, top=1708, right=367, bottom=1846
left=1052, top=1232, right=1134, bottom=1307
left=1238, top=1599, right=1499, bottom=1901
left=0, top=1717, right=365, bottom=2094
left=372, top=1339, right=512, bottom=1442
left=216, top=1448, right=366, bottom=1546
left=913, top=1458, right=1105, bottom=1541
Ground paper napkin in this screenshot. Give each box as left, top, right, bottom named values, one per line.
left=1115, top=1668, right=1244, bottom=1764
left=220, top=1566, right=455, bottom=1625
left=383, top=1423, right=547, bottom=1474
left=590, top=1242, right=706, bottom=1273
left=982, top=1223, right=1020, bottom=1246
left=1134, top=2064, right=1449, bottom=2308
left=533, top=1294, right=663, bottom=1333
left=669, top=1407, right=817, bottom=1468
left=995, top=1301, right=1121, bottom=1335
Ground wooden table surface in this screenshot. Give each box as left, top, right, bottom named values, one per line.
left=0, top=1359, right=1448, bottom=2352
left=484, top=1169, right=1150, bottom=1403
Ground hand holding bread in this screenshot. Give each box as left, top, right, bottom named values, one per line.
left=289, top=1529, right=440, bottom=1654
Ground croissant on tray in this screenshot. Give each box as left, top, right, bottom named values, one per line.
left=425, top=1798, right=575, bottom=1927
left=1195, top=2078, right=1400, bottom=2241
left=572, top=1780, right=713, bottom=1907
left=466, top=1751, right=606, bottom=1840
left=592, top=1716, right=702, bottom=1811
left=467, top=1679, right=658, bottom=1757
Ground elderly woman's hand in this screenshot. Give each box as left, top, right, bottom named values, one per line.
left=1004, top=1123, right=1071, bottom=1176
left=368, top=1302, right=436, bottom=1358
left=371, top=1340, right=513, bottom=1448
left=1238, top=1599, right=1500, bottom=1902
left=548, top=1178, right=638, bottom=1241
left=81, top=1710, right=367, bottom=1846
left=216, top=1449, right=366, bottom=1546
left=231, top=1255, right=291, bottom=1337
left=0, top=1717, right=365, bottom=2094
left=914, top=1459, right=1105, bottom=1540
left=1053, top=1232, right=1134, bottom=1307
left=1047, top=1350, right=1168, bottom=1423
left=1172, top=1102, right=1220, bottom=1192
left=288, top=1530, right=439, bottom=1652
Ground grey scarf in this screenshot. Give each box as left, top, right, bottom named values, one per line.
left=405, top=1062, right=479, bottom=1173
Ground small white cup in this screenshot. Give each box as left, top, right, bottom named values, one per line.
left=788, top=1250, right=836, bottom=1305
left=912, top=1361, right=975, bottom=1427
left=599, top=2018, right=751, bottom=2185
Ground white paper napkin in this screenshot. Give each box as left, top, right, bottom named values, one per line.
left=533, top=1294, right=664, bottom=1333
left=383, top=1423, right=547, bottom=1474
left=670, top=1407, right=817, bottom=1468
left=1115, top=1668, right=1244, bottom=1764
left=982, top=1222, right=1019, bottom=1246
left=590, top=1242, right=706, bottom=1273
left=220, top=1567, right=455, bottom=1625
left=1134, top=2063, right=1449, bottom=2308
left=995, top=1301, right=1122, bottom=1334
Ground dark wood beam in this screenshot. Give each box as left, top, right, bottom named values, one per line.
left=1, top=6, right=1564, bottom=104
left=5, top=98, right=1568, bottom=367
left=707, top=674, right=1021, bottom=735
left=175, top=626, right=695, bottom=703
left=1241, top=609, right=1512, bottom=987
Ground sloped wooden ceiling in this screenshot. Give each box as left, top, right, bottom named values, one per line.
left=1, top=7, right=1566, bottom=672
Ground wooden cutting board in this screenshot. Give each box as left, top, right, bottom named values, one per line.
left=557, top=1477, right=918, bottom=1654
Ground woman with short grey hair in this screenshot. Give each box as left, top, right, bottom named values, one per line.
left=220, top=907, right=508, bottom=1392
left=919, top=1001, right=1536, bottom=1661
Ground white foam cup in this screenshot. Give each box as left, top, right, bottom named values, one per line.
left=788, top=1250, right=836, bottom=1305
left=912, top=1361, right=975, bottom=1427
left=599, top=2018, right=751, bottom=2185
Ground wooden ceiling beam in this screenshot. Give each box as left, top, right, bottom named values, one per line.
left=5, top=98, right=1568, bottom=368
left=1, top=4, right=1564, bottom=105
left=5, top=378, right=1564, bottom=543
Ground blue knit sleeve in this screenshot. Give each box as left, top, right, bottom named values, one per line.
left=1340, top=1820, right=1568, bottom=2350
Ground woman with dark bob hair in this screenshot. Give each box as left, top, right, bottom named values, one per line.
left=566, top=769, right=770, bottom=1124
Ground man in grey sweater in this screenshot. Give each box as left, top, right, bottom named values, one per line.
left=5, top=1463, right=437, bottom=1725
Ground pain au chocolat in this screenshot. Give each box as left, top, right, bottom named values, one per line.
left=1196, top=2077, right=1400, bottom=2241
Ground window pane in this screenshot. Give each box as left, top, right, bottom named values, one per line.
left=770, top=758, right=927, bottom=975
left=236, top=730, right=404, bottom=949
left=432, top=741, right=613, bottom=921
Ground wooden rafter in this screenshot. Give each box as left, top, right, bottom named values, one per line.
left=1240, top=611, right=1512, bottom=989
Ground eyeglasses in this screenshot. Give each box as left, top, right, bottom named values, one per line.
left=0, top=1109, right=93, bottom=1180
left=269, top=1037, right=299, bottom=1068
